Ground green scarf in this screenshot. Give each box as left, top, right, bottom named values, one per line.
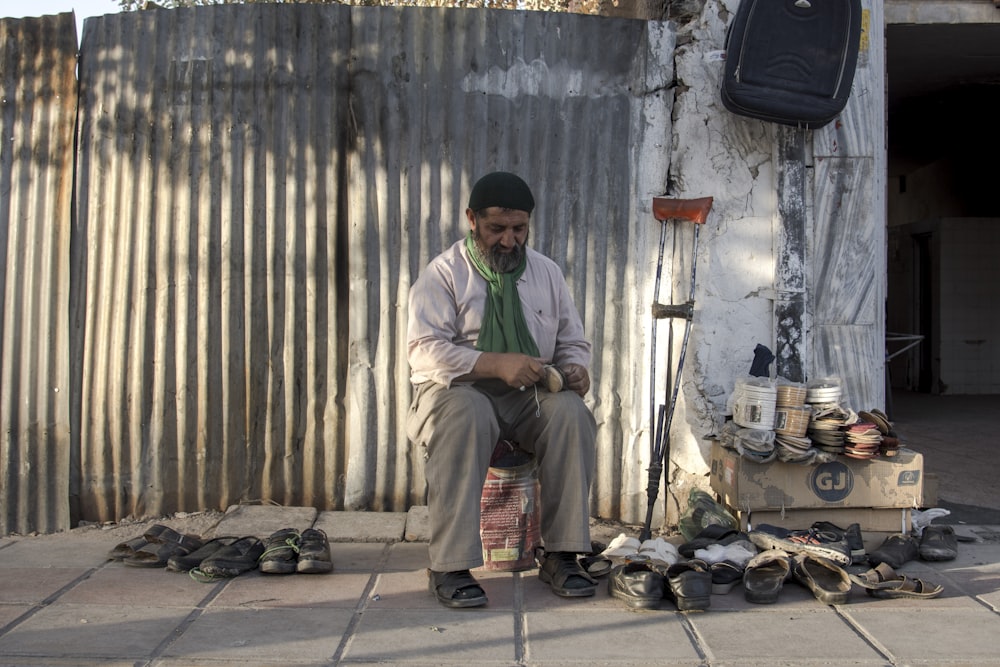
left=465, top=232, right=539, bottom=356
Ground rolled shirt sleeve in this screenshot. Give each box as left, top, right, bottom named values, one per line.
left=407, top=241, right=591, bottom=387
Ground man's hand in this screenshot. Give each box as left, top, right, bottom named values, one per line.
left=467, top=352, right=545, bottom=390
left=559, top=363, right=591, bottom=397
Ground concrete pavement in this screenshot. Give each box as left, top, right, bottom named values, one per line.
left=1, top=505, right=998, bottom=666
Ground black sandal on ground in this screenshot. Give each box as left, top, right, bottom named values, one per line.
left=538, top=551, right=598, bottom=597
left=428, top=569, right=488, bottom=608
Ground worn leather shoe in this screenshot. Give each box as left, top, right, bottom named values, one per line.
left=198, top=536, right=265, bottom=578
left=919, top=525, right=958, bottom=561
left=868, top=533, right=919, bottom=569
left=663, top=559, right=712, bottom=611
left=608, top=561, right=664, bottom=609
left=167, top=536, right=239, bottom=573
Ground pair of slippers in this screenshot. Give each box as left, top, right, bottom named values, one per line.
left=868, top=525, right=959, bottom=569
left=108, top=524, right=204, bottom=568
left=849, top=561, right=943, bottom=599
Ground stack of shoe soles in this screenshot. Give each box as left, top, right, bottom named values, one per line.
left=108, top=523, right=334, bottom=581
left=773, top=381, right=813, bottom=462
left=858, top=408, right=900, bottom=457
left=842, top=421, right=882, bottom=460
left=806, top=405, right=853, bottom=455
left=732, top=378, right=777, bottom=432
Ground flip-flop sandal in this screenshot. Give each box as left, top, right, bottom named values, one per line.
left=428, top=569, right=488, bottom=608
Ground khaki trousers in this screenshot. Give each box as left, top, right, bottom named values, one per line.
left=406, top=380, right=597, bottom=572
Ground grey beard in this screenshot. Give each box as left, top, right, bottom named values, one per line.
left=474, top=233, right=525, bottom=274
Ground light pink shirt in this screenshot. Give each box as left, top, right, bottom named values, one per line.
left=407, top=239, right=591, bottom=387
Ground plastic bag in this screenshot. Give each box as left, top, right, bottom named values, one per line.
left=678, top=488, right=738, bottom=542
left=911, top=508, right=951, bottom=537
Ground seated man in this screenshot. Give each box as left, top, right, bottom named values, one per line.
left=406, top=171, right=598, bottom=608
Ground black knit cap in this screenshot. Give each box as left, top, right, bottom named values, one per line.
left=467, top=171, right=535, bottom=214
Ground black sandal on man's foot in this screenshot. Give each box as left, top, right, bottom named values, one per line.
left=428, top=569, right=488, bottom=608
left=538, top=551, right=598, bottom=597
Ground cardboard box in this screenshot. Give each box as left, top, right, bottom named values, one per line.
left=727, top=506, right=911, bottom=535
left=709, top=441, right=923, bottom=511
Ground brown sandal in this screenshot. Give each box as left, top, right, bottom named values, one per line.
left=850, top=562, right=943, bottom=599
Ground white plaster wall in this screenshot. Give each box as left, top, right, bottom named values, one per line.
left=659, top=0, right=778, bottom=519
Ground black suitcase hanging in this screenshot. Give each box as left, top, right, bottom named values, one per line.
left=721, top=0, right=863, bottom=129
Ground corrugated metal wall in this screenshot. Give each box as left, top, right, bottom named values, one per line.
left=0, top=14, right=75, bottom=535
left=74, top=5, right=352, bottom=523
left=58, top=4, right=673, bottom=526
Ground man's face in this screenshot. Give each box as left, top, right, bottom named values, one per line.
left=468, top=206, right=530, bottom=274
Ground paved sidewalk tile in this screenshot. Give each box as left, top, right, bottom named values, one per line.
left=691, top=607, right=886, bottom=664
left=164, top=606, right=351, bottom=662
left=346, top=608, right=516, bottom=664
left=0, top=567, right=90, bottom=604
left=525, top=608, right=700, bottom=664
left=58, top=567, right=216, bottom=607
left=0, top=603, right=189, bottom=660
left=846, top=606, right=1000, bottom=664
left=209, top=570, right=369, bottom=609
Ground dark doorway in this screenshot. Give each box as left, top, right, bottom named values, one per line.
left=912, top=232, right=933, bottom=393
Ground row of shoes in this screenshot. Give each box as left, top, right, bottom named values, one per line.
left=603, top=529, right=755, bottom=610
left=108, top=524, right=333, bottom=580
left=608, top=558, right=713, bottom=611
left=868, top=525, right=958, bottom=567
left=743, top=547, right=943, bottom=604
left=602, top=519, right=954, bottom=609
